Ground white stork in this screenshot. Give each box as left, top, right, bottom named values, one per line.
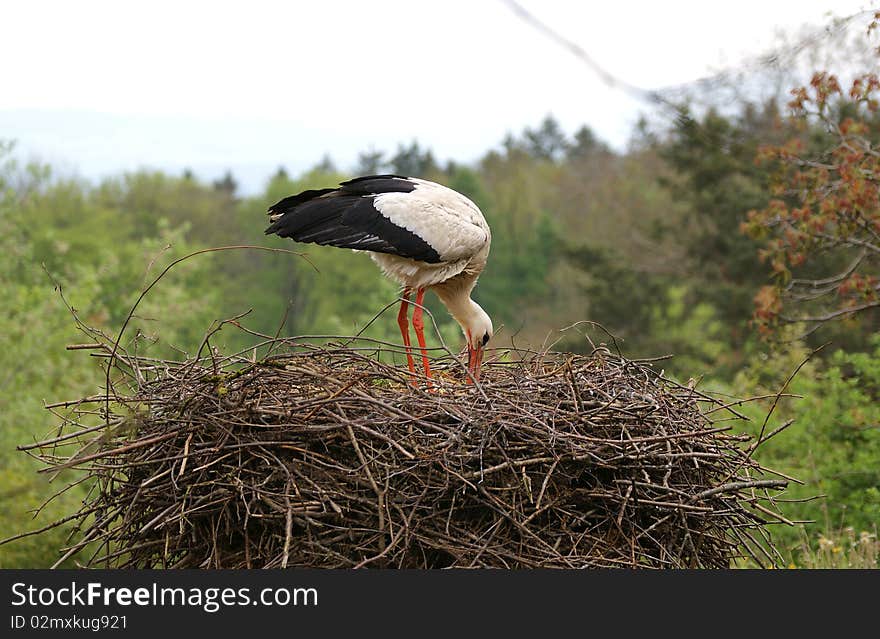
left=265, top=174, right=493, bottom=383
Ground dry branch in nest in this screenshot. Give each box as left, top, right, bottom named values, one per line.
left=14, top=334, right=795, bottom=569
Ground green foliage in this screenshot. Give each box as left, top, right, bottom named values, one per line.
left=390, top=141, right=438, bottom=176
left=660, top=103, right=786, bottom=327
left=730, top=336, right=880, bottom=557
left=516, top=114, right=569, bottom=161
left=645, top=286, right=729, bottom=376
left=567, top=124, right=610, bottom=160
left=0, top=149, right=227, bottom=567
left=561, top=243, right=663, bottom=349
left=0, top=154, right=96, bottom=566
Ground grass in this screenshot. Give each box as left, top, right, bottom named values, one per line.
left=788, top=526, right=878, bottom=569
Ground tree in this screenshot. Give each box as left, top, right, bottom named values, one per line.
left=313, top=154, right=337, bottom=174
left=522, top=115, right=568, bottom=161
left=660, top=102, right=791, bottom=329
left=733, top=336, right=880, bottom=546
left=567, top=124, right=609, bottom=160
left=390, top=141, right=437, bottom=176
left=356, top=148, right=387, bottom=175
left=212, top=170, right=238, bottom=196
left=0, top=145, right=225, bottom=566
left=742, top=18, right=880, bottom=335
left=503, top=115, right=570, bottom=162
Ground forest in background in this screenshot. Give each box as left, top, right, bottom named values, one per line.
left=2, top=16, right=879, bottom=568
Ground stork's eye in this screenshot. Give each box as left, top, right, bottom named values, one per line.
left=482, top=333, right=490, bottom=346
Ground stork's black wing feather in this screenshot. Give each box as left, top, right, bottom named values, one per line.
left=264, top=175, right=442, bottom=263
left=268, top=187, right=336, bottom=212
left=337, top=174, right=411, bottom=194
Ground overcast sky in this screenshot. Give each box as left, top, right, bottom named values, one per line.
left=1, top=0, right=871, bottom=193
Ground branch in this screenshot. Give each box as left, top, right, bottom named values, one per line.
left=103, top=245, right=309, bottom=426
left=786, top=250, right=866, bottom=301
left=780, top=300, right=880, bottom=324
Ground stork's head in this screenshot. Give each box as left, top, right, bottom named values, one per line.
left=463, top=301, right=492, bottom=382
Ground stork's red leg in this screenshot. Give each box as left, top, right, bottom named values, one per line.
left=397, top=288, right=417, bottom=379
left=412, top=288, right=433, bottom=386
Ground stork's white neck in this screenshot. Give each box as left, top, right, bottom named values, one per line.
left=440, top=292, right=481, bottom=327
left=434, top=285, right=493, bottom=348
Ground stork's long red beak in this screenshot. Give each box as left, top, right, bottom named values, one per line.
left=467, top=344, right=483, bottom=383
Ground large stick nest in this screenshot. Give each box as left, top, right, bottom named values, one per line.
left=21, top=338, right=792, bottom=569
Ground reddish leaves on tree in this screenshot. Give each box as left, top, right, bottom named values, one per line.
left=743, top=27, right=880, bottom=333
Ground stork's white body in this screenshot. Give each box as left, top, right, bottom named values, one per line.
left=368, top=179, right=491, bottom=290
left=265, top=174, right=493, bottom=383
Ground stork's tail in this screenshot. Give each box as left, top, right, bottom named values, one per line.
left=264, top=187, right=337, bottom=236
